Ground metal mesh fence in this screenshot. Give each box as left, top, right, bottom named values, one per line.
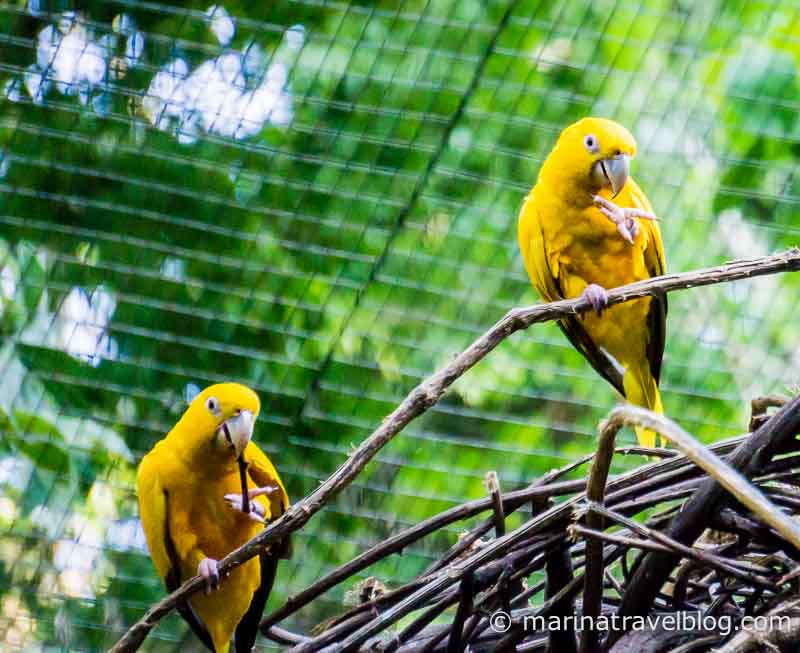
left=1, top=0, right=799, bottom=649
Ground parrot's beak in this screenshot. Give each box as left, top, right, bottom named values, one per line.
left=592, top=153, right=630, bottom=198
left=217, top=409, right=254, bottom=458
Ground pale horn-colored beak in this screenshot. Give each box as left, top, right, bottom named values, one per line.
left=592, top=153, right=630, bottom=197
left=218, top=409, right=254, bottom=458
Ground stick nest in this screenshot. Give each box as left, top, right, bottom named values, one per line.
left=270, top=395, right=800, bottom=653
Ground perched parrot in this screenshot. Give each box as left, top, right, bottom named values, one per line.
left=137, top=382, right=290, bottom=653
left=517, top=117, right=667, bottom=447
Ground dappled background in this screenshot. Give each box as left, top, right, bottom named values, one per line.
left=1, top=0, right=799, bottom=650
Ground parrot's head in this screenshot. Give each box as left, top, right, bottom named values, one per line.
left=543, top=117, right=637, bottom=199
left=172, top=382, right=261, bottom=461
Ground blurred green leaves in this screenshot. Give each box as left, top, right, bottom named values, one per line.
left=1, top=1, right=799, bottom=650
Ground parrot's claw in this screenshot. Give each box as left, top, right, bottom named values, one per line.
left=198, top=557, right=220, bottom=594
left=581, top=283, right=609, bottom=317
left=223, top=485, right=279, bottom=524
left=592, top=195, right=655, bottom=245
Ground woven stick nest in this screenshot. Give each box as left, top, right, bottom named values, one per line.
left=266, top=395, right=800, bottom=653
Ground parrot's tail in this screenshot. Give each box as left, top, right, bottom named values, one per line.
left=622, top=366, right=664, bottom=448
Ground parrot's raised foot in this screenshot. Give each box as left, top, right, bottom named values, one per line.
left=581, top=283, right=609, bottom=316
left=593, top=194, right=655, bottom=244
left=198, top=557, right=220, bottom=594
left=224, top=485, right=279, bottom=523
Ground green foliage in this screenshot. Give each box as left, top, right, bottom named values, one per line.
left=0, top=0, right=798, bottom=650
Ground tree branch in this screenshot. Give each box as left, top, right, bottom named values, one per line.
left=109, top=248, right=800, bottom=653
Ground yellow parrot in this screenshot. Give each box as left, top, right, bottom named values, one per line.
left=137, top=383, right=290, bottom=653
left=517, top=117, right=667, bottom=447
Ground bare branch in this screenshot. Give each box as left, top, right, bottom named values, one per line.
left=604, top=405, right=800, bottom=551
left=486, top=471, right=506, bottom=538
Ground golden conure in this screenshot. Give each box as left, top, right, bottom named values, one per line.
left=517, top=117, right=667, bottom=447
left=137, top=383, right=290, bottom=652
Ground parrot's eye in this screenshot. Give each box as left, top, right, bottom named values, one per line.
left=584, top=134, right=599, bottom=154
left=206, top=396, right=221, bottom=416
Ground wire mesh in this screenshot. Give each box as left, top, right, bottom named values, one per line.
left=1, top=0, right=799, bottom=650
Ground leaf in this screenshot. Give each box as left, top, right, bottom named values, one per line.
left=17, top=436, right=70, bottom=473
left=16, top=241, right=46, bottom=315
left=11, top=410, right=71, bottom=472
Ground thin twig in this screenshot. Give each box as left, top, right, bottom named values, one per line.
left=486, top=471, right=506, bottom=538
left=305, top=419, right=797, bottom=651
left=544, top=542, right=577, bottom=653
left=586, top=503, right=775, bottom=589
left=570, top=524, right=673, bottom=555
left=424, top=457, right=587, bottom=577
left=446, top=572, right=475, bottom=653
left=749, top=394, right=789, bottom=431
left=579, top=406, right=624, bottom=653
left=604, top=406, right=800, bottom=551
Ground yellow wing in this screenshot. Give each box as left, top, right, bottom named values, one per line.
left=518, top=191, right=626, bottom=394
left=518, top=192, right=562, bottom=304
left=136, top=449, right=177, bottom=587
left=137, top=447, right=219, bottom=651
left=627, top=177, right=667, bottom=384
left=244, top=441, right=289, bottom=521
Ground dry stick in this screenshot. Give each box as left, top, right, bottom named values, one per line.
left=392, top=594, right=456, bottom=650
left=266, top=435, right=601, bottom=634
left=491, top=545, right=626, bottom=653
left=586, top=503, right=775, bottom=589
left=380, top=540, right=556, bottom=653
left=570, top=524, right=673, bottom=555
left=749, top=394, right=789, bottom=431
left=297, top=536, right=560, bottom=653
left=610, top=396, right=800, bottom=649
left=319, top=502, right=579, bottom=653
left=711, top=507, right=796, bottom=556
left=237, top=456, right=251, bottom=515
left=487, top=471, right=506, bottom=537
left=544, top=542, right=578, bottom=653
left=290, top=438, right=793, bottom=651
left=579, top=410, right=625, bottom=653
left=281, top=427, right=794, bottom=640
left=265, top=626, right=311, bottom=646
left=481, top=544, right=629, bottom=653
left=416, top=626, right=452, bottom=653
left=431, top=439, right=731, bottom=582
left=438, top=538, right=605, bottom=651
left=259, top=494, right=496, bottom=633
left=609, top=406, right=800, bottom=547
left=446, top=572, right=475, bottom=653
left=108, top=249, right=800, bottom=653
left=295, top=612, right=374, bottom=652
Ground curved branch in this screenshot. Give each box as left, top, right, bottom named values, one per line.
left=580, top=406, right=626, bottom=653
left=605, top=405, right=800, bottom=551
left=610, top=397, right=800, bottom=648
left=109, top=248, right=800, bottom=653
